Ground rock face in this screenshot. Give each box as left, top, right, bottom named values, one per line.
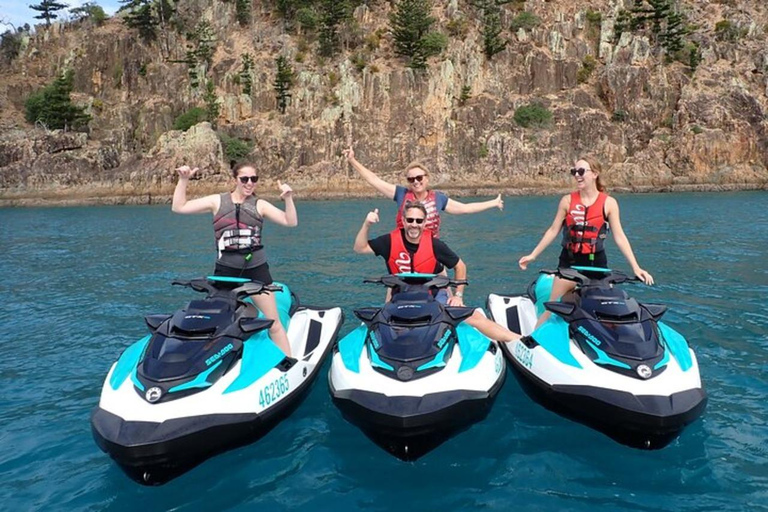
left=0, top=0, right=767, bottom=205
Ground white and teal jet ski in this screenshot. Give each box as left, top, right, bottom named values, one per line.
left=329, top=274, right=506, bottom=460
left=487, top=267, right=706, bottom=448
left=91, top=276, right=343, bottom=485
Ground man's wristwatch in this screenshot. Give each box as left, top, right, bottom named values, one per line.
left=455, top=291, right=464, bottom=298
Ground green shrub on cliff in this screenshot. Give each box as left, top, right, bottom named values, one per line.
left=514, top=103, right=552, bottom=129
left=70, top=2, right=107, bottom=25
left=510, top=11, right=539, bottom=32
left=218, top=132, right=253, bottom=162
left=172, top=107, right=207, bottom=131
left=24, top=69, right=90, bottom=131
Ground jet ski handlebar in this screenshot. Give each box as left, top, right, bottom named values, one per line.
left=364, top=274, right=467, bottom=290
left=171, top=278, right=283, bottom=298
left=540, top=267, right=642, bottom=287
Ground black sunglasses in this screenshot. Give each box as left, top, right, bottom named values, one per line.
left=238, top=176, right=259, bottom=184
left=570, top=167, right=589, bottom=177
left=406, top=175, right=426, bottom=184
left=405, top=217, right=425, bottom=225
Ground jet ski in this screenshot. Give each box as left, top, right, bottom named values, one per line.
left=91, top=276, right=344, bottom=485
left=487, top=266, right=707, bottom=448
left=329, top=273, right=506, bottom=460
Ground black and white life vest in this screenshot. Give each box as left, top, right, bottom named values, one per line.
left=213, top=193, right=264, bottom=259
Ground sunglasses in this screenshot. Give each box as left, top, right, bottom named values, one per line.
left=406, top=175, right=426, bottom=184
left=570, top=167, right=589, bottom=177
left=404, top=217, right=425, bottom=225
left=238, top=176, right=259, bottom=184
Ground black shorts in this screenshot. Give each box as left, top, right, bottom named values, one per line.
left=558, top=248, right=608, bottom=269
left=214, top=262, right=274, bottom=285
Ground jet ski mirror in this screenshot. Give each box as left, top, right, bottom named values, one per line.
left=642, top=303, right=667, bottom=320
left=354, top=308, right=379, bottom=322
left=240, top=317, right=274, bottom=334
left=544, top=301, right=576, bottom=317
left=444, top=307, right=475, bottom=321
left=172, top=278, right=217, bottom=295
left=145, top=314, right=172, bottom=333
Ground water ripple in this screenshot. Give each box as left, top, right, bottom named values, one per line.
left=0, top=194, right=767, bottom=510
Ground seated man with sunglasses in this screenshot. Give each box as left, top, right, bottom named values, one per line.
left=344, top=146, right=503, bottom=238
left=354, top=201, right=520, bottom=342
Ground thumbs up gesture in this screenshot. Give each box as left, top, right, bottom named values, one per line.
left=366, top=208, right=380, bottom=225
left=278, top=180, right=293, bottom=199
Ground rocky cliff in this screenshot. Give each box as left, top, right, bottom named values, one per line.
left=1, top=0, right=767, bottom=206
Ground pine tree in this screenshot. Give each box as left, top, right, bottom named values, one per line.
left=613, top=9, right=632, bottom=44
left=274, top=56, right=294, bottom=114
left=471, top=0, right=508, bottom=59
left=25, top=69, right=90, bottom=130
left=390, top=0, right=435, bottom=69
left=318, top=0, right=349, bottom=57
left=29, top=0, right=69, bottom=26
left=236, top=0, right=251, bottom=26
left=661, top=8, right=686, bottom=53
left=120, top=0, right=158, bottom=41
left=240, top=53, right=254, bottom=96
left=203, top=80, right=220, bottom=128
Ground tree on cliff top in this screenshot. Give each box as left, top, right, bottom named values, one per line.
left=120, top=0, right=158, bottom=41
left=25, top=69, right=91, bottom=131
left=70, top=2, right=108, bottom=25
left=29, top=0, right=69, bottom=26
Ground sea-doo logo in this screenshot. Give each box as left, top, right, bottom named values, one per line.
left=636, top=365, right=652, bottom=379
left=577, top=326, right=602, bottom=346
left=145, top=387, right=162, bottom=403
left=185, top=315, right=211, bottom=319
left=600, top=301, right=625, bottom=306
left=397, top=366, right=414, bottom=381
left=397, top=305, right=421, bottom=309
left=205, top=343, right=234, bottom=366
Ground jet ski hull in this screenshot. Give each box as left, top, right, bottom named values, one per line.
left=92, top=367, right=321, bottom=484
left=488, top=286, right=706, bottom=449
left=501, top=341, right=707, bottom=448
left=330, top=371, right=505, bottom=460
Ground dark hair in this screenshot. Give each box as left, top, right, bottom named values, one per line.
left=403, top=200, right=428, bottom=218
left=231, top=161, right=257, bottom=179
left=580, top=155, right=606, bottom=192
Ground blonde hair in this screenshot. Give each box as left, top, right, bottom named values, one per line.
left=405, top=161, right=430, bottom=176
left=580, top=155, right=605, bottom=192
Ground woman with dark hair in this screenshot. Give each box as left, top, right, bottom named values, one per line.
left=171, top=163, right=297, bottom=357
left=518, top=156, right=654, bottom=327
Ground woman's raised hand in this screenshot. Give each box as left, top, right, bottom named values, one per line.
left=343, top=146, right=355, bottom=162
left=495, top=194, right=504, bottom=210
left=176, top=165, right=198, bottom=179
left=278, top=180, right=293, bottom=199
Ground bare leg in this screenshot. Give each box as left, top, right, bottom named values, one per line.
left=533, top=277, right=577, bottom=329
left=465, top=310, right=520, bottom=342
left=249, top=292, right=292, bottom=357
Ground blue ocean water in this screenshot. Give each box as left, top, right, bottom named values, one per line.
left=0, top=192, right=766, bottom=511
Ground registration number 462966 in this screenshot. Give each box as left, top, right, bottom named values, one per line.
left=258, top=375, right=290, bottom=408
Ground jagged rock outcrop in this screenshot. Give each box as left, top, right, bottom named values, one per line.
left=0, top=0, right=766, bottom=205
